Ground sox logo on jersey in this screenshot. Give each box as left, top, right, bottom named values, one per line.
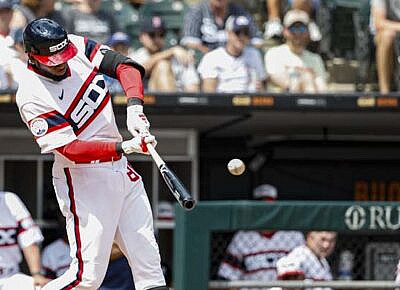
left=69, top=74, right=107, bottom=130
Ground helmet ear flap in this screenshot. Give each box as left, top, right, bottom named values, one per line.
left=24, top=41, right=38, bottom=54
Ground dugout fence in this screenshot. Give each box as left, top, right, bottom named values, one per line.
left=173, top=201, right=400, bottom=289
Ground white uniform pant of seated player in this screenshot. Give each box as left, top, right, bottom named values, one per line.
left=42, top=157, right=165, bottom=290
left=0, top=273, right=38, bottom=290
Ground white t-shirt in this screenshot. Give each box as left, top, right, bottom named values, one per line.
left=42, top=238, right=71, bottom=278
left=264, top=44, right=327, bottom=92
left=218, top=231, right=305, bottom=290
left=285, top=245, right=332, bottom=290
left=198, top=46, right=266, bottom=93
left=0, top=191, right=43, bottom=272
left=129, top=47, right=199, bottom=91
left=0, top=35, right=19, bottom=90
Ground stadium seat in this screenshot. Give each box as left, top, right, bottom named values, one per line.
left=139, top=0, right=188, bottom=47
left=318, top=0, right=376, bottom=90
left=101, top=0, right=142, bottom=49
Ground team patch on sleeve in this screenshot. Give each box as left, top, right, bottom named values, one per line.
left=29, top=111, right=70, bottom=138
left=30, top=117, right=48, bottom=137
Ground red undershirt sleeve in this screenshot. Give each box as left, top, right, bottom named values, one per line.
left=56, top=140, right=121, bottom=163
left=116, top=64, right=144, bottom=102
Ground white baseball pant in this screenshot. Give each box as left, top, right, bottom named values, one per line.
left=42, top=157, right=165, bottom=290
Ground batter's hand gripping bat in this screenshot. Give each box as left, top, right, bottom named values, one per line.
left=146, top=143, right=196, bottom=210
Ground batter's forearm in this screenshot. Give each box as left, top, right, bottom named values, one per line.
left=22, top=243, right=42, bottom=274
left=116, top=64, right=144, bottom=105
left=57, top=140, right=121, bottom=163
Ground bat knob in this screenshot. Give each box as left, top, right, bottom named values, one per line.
left=182, top=198, right=196, bottom=211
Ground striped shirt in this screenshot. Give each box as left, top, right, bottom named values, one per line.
left=181, top=0, right=263, bottom=51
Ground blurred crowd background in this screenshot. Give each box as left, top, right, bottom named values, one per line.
left=0, top=0, right=396, bottom=95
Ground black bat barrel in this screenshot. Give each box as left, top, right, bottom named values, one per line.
left=161, top=165, right=196, bottom=211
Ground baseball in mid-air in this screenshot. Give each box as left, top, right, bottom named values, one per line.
left=227, top=159, right=246, bottom=175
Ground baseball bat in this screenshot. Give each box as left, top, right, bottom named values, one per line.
left=147, top=143, right=196, bottom=211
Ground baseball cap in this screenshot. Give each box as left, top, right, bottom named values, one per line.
left=276, top=255, right=304, bottom=279
left=225, top=15, right=251, bottom=32
left=283, top=9, right=310, bottom=28
left=107, top=32, right=130, bottom=47
left=0, top=0, right=13, bottom=9
left=253, top=184, right=277, bottom=200
left=140, top=16, right=165, bottom=34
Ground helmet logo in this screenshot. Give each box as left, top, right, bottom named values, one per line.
left=49, top=39, right=68, bottom=53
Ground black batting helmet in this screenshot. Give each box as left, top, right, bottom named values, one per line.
left=23, top=18, right=77, bottom=66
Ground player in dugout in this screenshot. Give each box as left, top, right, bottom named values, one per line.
left=218, top=184, right=304, bottom=289
left=15, top=18, right=168, bottom=290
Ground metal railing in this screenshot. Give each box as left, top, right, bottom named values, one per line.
left=209, top=280, right=398, bottom=289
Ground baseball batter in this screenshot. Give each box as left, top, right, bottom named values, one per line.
left=0, top=191, right=49, bottom=289
left=16, top=18, right=167, bottom=290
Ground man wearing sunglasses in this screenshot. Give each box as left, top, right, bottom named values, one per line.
left=264, top=9, right=327, bottom=93
left=197, top=15, right=266, bottom=93
left=130, top=16, right=200, bottom=92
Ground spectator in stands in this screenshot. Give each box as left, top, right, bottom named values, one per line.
left=63, top=0, right=122, bottom=44
left=0, top=0, right=12, bottom=89
left=130, top=16, right=200, bottom=92
left=197, top=15, right=266, bottom=93
left=270, top=255, right=305, bottom=290
left=283, top=231, right=337, bottom=290
left=264, top=0, right=321, bottom=42
left=11, top=28, right=28, bottom=63
left=11, top=0, right=67, bottom=30
left=42, top=213, right=135, bottom=289
left=0, top=0, right=14, bottom=45
left=371, top=0, right=400, bottom=94
left=0, top=191, right=50, bottom=289
left=264, top=9, right=327, bottom=93
left=181, top=0, right=263, bottom=54
left=0, top=0, right=21, bottom=90
left=217, top=184, right=304, bottom=287
left=4, top=28, right=28, bottom=90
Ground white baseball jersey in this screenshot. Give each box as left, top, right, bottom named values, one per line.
left=285, top=245, right=332, bottom=290
left=42, top=238, right=71, bottom=278
left=0, top=191, right=43, bottom=275
left=16, top=34, right=165, bottom=290
left=16, top=34, right=121, bottom=165
left=218, top=231, right=304, bottom=289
